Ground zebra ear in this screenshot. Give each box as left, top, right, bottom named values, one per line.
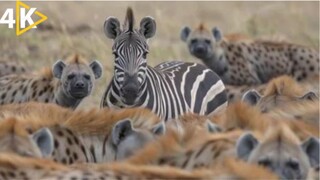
left=52, top=60, right=66, bottom=79
left=140, top=16, right=156, bottom=39
left=104, top=17, right=121, bottom=39
left=180, top=26, right=191, bottom=42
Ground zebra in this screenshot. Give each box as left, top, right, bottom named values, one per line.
left=101, top=7, right=228, bottom=121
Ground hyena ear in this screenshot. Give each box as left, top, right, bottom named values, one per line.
left=89, top=60, right=103, bottom=79
left=299, top=91, right=318, bottom=101
left=31, top=128, right=54, bottom=158
left=206, top=120, right=222, bottom=133
left=301, top=137, right=320, bottom=167
left=112, top=119, right=134, bottom=146
left=152, top=121, right=166, bottom=135
left=242, top=89, right=262, bottom=106
left=212, top=27, right=222, bottom=42
left=52, top=60, right=66, bottom=79
left=236, top=133, right=259, bottom=161
left=139, top=16, right=156, bottom=39
left=104, top=17, right=121, bottom=39
left=180, top=26, right=191, bottom=42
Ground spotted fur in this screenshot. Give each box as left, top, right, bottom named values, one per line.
left=236, top=124, right=319, bottom=179
left=225, top=83, right=266, bottom=103
left=0, top=61, right=27, bottom=77
left=213, top=101, right=319, bottom=140
left=181, top=24, right=319, bottom=85
left=125, top=127, right=244, bottom=170
left=242, top=75, right=319, bottom=113
left=0, top=54, right=103, bottom=109
left=0, top=103, right=164, bottom=164
left=0, top=153, right=219, bottom=180
left=166, top=113, right=222, bottom=135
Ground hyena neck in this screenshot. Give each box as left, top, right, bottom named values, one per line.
left=54, top=84, right=82, bottom=109
left=202, top=45, right=229, bottom=77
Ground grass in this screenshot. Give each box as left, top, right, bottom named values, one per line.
left=0, top=1, right=318, bottom=108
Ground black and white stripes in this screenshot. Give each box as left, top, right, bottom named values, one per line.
left=101, top=7, right=227, bottom=121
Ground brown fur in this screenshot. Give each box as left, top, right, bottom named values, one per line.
left=263, top=75, right=305, bottom=98
left=0, top=152, right=217, bottom=180
left=213, top=102, right=269, bottom=132
left=225, top=83, right=266, bottom=103
left=0, top=152, right=278, bottom=180
left=166, top=113, right=211, bottom=134
left=212, top=101, right=319, bottom=140
left=210, top=158, right=278, bottom=179
left=267, top=100, right=319, bottom=126
left=0, top=102, right=74, bottom=121
left=249, top=75, right=319, bottom=113
left=0, top=103, right=160, bottom=137
left=125, top=127, right=244, bottom=170
left=0, top=118, right=29, bottom=139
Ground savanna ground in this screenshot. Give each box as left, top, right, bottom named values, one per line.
left=0, top=1, right=319, bottom=108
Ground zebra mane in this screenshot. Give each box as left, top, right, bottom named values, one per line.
left=124, top=7, right=134, bottom=32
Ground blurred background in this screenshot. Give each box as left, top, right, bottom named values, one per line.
left=0, top=1, right=319, bottom=108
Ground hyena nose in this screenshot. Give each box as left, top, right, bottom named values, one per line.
left=195, top=45, right=207, bottom=54
left=75, top=81, right=85, bottom=89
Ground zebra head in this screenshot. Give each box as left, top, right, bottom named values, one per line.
left=104, top=7, right=156, bottom=105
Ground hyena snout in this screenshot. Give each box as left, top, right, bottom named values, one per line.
left=192, top=43, right=209, bottom=57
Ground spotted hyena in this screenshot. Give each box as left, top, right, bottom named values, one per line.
left=0, top=54, right=102, bottom=108
left=0, top=61, right=27, bottom=77
left=181, top=24, right=319, bottom=85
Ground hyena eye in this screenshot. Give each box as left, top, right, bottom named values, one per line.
left=287, top=159, right=300, bottom=170
left=83, top=74, right=91, bottom=80
left=258, top=159, right=271, bottom=167
left=67, top=74, right=75, bottom=80
left=205, top=39, right=211, bottom=45
left=191, top=39, right=198, bottom=44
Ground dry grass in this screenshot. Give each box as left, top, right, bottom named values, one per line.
left=0, top=1, right=318, bottom=108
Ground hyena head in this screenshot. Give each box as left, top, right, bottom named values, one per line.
left=0, top=118, right=54, bottom=158
left=103, top=7, right=156, bottom=105
left=236, top=126, right=319, bottom=179
left=52, top=54, right=102, bottom=100
left=111, top=119, right=165, bottom=161
left=180, top=23, right=223, bottom=61
left=242, top=89, right=318, bottom=113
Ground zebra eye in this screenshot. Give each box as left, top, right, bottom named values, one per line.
left=113, top=52, right=119, bottom=59
left=142, top=52, right=148, bottom=59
